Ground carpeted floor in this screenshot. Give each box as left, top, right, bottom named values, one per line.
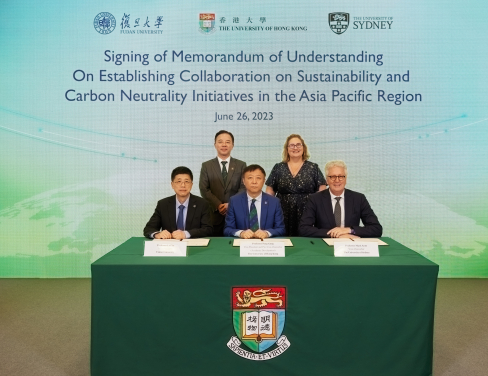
left=0, top=278, right=487, bottom=376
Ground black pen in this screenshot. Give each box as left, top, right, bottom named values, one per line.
left=310, top=241, right=314, bottom=245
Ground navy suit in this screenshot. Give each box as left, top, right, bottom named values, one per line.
left=224, top=191, right=286, bottom=237
left=299, top=189, right=382, bottom=238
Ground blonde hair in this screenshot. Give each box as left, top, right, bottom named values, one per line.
left=282, top=134, right=310, bottom=162
left=325, top=160, right=348, bottom=176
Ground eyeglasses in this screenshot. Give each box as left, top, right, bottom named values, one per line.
left=327, top=175, right=346, bottom=181
left=288, top=143, right=303, bottom=149
left=173, top=181, right=192, bottom=186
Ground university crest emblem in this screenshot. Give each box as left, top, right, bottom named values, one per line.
left=329, top=12, right=349, bottom=34
left=227, top=287, right=291, bottom=360
left=199, top=13, right=216, bottom=34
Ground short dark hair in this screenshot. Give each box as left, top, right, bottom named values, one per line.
left=171, top=166, right=193, bottom=181
left=214, top=130, right=235, bottom=144
left=242, top=164, right=266, bottom=177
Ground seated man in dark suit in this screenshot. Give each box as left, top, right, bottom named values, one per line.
left=224, top=164, right=286, bottom=239
left=299, top=160, right=382, bottom=238
left=144, top=166, right=213, bottom=239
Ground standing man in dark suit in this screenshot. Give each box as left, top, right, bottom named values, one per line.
left=299, top=160, right=382, bottom=238
left=144, top=166, right=213, bottom=239
left=199, top=130, right=247, bottom=236
left=224, top=164, right=286, bottom=238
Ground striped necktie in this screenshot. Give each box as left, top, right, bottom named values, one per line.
left=221, top=161, right=228, bottom=185
left=249, top=199, right=259, bottom=232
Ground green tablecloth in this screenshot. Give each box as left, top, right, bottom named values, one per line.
left=91, top=237, right=438, bottom=376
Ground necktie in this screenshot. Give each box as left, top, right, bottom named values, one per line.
left=249, top=199, right=259, bottom=232
left=334, top=197, right=342, bottom=227
left=177, top=204, right=185, bottom=230
left=221, top=161, right=228, bottom=185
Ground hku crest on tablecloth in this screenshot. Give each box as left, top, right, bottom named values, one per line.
left=227, top=287, right=290, bottom=361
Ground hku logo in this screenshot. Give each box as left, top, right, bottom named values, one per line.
left=199, top=13, right=216, bottom=34
left=227, top=287, right=290, bottom=360
left=329, top=12, right=349, bottom=34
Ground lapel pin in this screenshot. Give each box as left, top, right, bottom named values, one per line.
left=265, top=201, right=268, bottom=205
left=193, top=205, right=196, bottom=207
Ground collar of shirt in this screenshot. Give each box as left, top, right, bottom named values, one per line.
left=218, top=156, right=231, bottom=171
left=247, top=192, right=263, bottom=204
left=176, top=196, right=190, bottom=208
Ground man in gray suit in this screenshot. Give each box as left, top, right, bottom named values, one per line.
left=199, top=130, right=247, bottom=235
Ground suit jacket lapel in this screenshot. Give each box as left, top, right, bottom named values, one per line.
left=225, top=158, right=237, bottom=189
left=185, top=194, right=196, bottom=229
left=343, top=189, right=354, bottom=227
left=168, top=196, right=177, bottom=232
left=213, top=157, right=225, bottom=187
left=260, top=194, right=269, bottom=230
left=241, top=193, right=250, bottom=229
left=323, top=190, right=336, bottom=227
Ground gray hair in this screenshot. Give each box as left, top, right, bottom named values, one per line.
left=325, top=160, right=348, bottom=176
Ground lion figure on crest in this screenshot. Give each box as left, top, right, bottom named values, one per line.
left=235, top=289, right=283, bottom=308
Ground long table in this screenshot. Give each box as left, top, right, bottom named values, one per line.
left=91, top=237, right=438, bottom=376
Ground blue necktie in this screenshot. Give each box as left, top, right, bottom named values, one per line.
left=177, top=204, right=185, bottom=230
left=249, top=199, right=259, bottom=232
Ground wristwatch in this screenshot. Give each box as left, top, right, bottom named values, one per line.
left=350, top=227, right=356, bottom=235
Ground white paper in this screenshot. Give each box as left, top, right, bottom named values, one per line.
left=240, top=241, right=285, bottom=257
left=334, top=242, right=379, bottom=257
left=144, top=240, right=187, bottom=257
left=323, top=238, right=388, bottom=246
left=152, top=238, right=209, bottom=246
left=323, top=238, right=354, bottom=246
left=233, top=238, right=293, bottom=247
left=354, top=238, right=388, bottom=246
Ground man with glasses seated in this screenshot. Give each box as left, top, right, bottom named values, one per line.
left=144, top=166, right=213, bottom=239
left=299, top=160, right=382, bottom=238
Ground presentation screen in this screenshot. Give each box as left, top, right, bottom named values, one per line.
left=1, top=0, right=487, bottom=277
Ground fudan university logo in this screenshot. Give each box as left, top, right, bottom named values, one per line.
left=227, top=287, right=291, bottom=360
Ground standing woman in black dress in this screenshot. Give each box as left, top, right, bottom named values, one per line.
left=265, top=134, right=327, bottom=236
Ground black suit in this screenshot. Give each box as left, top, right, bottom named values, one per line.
left=143, top=194, right=213, bottom=239
left=299, top=189, right=382, bottom=238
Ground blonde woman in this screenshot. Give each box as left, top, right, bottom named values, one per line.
left=265, top=134, right=326, bottom=236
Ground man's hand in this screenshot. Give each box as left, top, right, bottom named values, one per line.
left=240, top=229, right=254, bottom=239
left=155, top=230, right=171, bottom=239
left=172, top=230, right=186, bottom=240
left=218, top=203, right=228, bottom=215
left=253, top=229, right=269, bottom=239
left=338, top=234, right=360, bottom=239
left=327, top=227, right=352, bottom=238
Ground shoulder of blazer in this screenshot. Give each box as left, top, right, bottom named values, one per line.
left=230, top=191, right=247, bottom=202
left=261, top=191, right=278, bottom=203
left=309, top=189, right=330, bottom=202
left=188, top=194, right=207, bottom=206
left=158, top=195, right=176, bottom=206
left=231, top=157, right=246, bottom=166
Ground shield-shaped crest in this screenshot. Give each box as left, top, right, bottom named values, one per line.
left=199, top=13, right=216, bottom=34
left=329, top=12, right=349, bottom=34
left=232, top=287, right=286, bottom=353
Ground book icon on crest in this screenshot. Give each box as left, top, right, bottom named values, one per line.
left=241, top=310, right=278, bottom=342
